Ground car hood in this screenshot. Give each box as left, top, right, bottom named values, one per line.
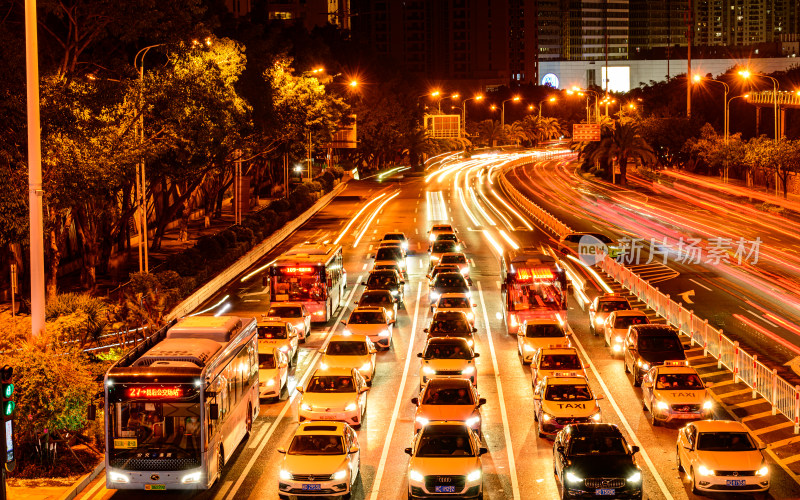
left=524, top=337, right=569, bottom=350
left=542, top=400, right=599, bottom=418
left=259, top=369, right=279, bottom=382
left=638, top=351, right=686, bottom=364
left=694, top=450, right=764, bottom=472
left=282, top=454, right=348, bottom=476
left=435, top=307, right=473, bottom=318
left=423, top=359, right=471, bottom=371
left=653, top=389, right=707, bottom=405
left=302, top=392, right=358, bottom=410
left=566, top=455, right=638, bottom=477
left=416, top=405, right=477, bottom=422
left=322, top=354, right=371, bottom=369
left=410, top=457, right=481, bottom=476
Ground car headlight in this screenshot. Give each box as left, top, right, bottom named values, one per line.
left=181, top=472, right=202, bottom=484
left=360, top=362, right=372, bottom=372
left=410, top=469, right=424, bottom=482
left=524, top=344, right=535, bottom=352
left=266, top=379, right=275, bottom=387
left=656, top=401, right=669, bottom=411
left=756, top=465, right=769, bottom=477
left=402, top=242, right=408, bottom=250
left=462, top=366, right=475, bottom=375
left=429, top=234, right=436, bottom=242
left=465, top=416, right=480, bottom=427
left=566, top=471, right=582, bottom=484
left=628, top=471, right=641, bottom=483
left=390, top=290, right=398, bottom=296
left=345, top=403, right=358, bottom=411
left=467, top=339, right=474, bottom=347
left=332, top=469, right=348, bottom=481
left=542, top=412, right=552, bottom=422
left=467, top=312, right=474, bottom=321
left=595, top=317, right=605, bottom=326
left=460, top=267, right=469, bottom=275
left=698, top=465, right=715, bottom=476
left=279, top=345, right=289, bottom=352
left=300, top=403, right=312, bottom=411
left=430, top=292, right=440, bottom=301
left=590, top=411, right=601, bottom=422
left=636, top=360, right=649, bottom=370
left=467, top=469, right=481, bottom=482
left=279, top=469, right=292, bottom=481
left=380, top=329, right=390, bottom=336
left=702, top=400, right=712, bottom=410
left=430, top=255, right=439, bottom=261
left=386, top=310, right=393, bottom=320
left=415, top=416, right=429, bottom=426
left=109, top=472, right=130, bottom=483
left=422, top=366, right=435, bottom=375
left=343, top=329, right=352, bottom=336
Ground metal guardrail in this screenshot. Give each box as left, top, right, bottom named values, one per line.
left=748, top=90, right=800, bottom=107
left=501, top=152, right=800, bottom=434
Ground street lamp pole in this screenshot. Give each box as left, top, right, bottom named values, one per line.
left=538, top=97, right=556, bottom=119
left=462, top=95, right=483, bottom=136
left=501, top=96, right=520, bottom=128
left=24, top=0, right=45, bottom=337
left=437, top=93, right=459, bottom=113
left=695, top=76, right=730, bottom=143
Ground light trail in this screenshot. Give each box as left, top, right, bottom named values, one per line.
left=498, top=229, right=520, bottom=249
left=482, top=229, right=504, bottom=254
left=353, top=191, right=400, bottom=248
left=190, top=294, right=230, bottom=316
left=566, top=254, right=614, bottom=293
left=240, top=259, right=277, bottom=282
left=333, top=192, right=386, bottom=245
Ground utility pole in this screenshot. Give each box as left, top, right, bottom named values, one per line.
left=24, top=0, right=45, bottom=338
left=686, top=0, right=692, bottom=118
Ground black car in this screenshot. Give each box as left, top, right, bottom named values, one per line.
left=623, top=325, right=687, bottom=386
left=429, top=272, right=470, bottom=311
left=362, top=269, right=405, bottom=303
left=554, top=424, right=643, bottom=499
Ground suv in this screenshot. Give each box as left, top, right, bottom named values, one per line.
left=439, top=252, right=470, bottom=280
left=342, top=306, right=393, bottom=350
left=433, top=293, right=476, bottom=326
left=363, top=269, right=404, bottom=303
left=604, top=310, right=649, bottom=355
left=589, top=294, right=631, bottom=336
left=374, top=245, right=406, bottom=274
left=425, top=311, right=478, bottom=349
left=357, top=289, right=398, bottom=324
left=554, top=424, right=643, bottom=499
left=417, top=337, right=479, bottom=389
left=428, top=224, right=457, bottom=246
left=624, top=325, right=687, bottom=386
left=429, top=272, right=470, bottom=311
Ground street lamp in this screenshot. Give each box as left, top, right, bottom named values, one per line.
left=568, top=87, right=600, bottom=123
left=739, top=70, right=779, bottom=141
left=538, top=97, right=556, bottom=119
left=437, top=93, right=460, bottom=112
left=693, top=75, right=730, bottom=143
left=462, top=94, right=483, bottom=134
left=501, top=96, right=520, bottom=128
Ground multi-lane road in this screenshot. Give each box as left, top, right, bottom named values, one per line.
left=78, top=152, right=800, bottom=499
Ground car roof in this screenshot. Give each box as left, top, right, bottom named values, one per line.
left=360, top=289, right=393, bottom=296
left=328, top=334, right=370, bottom=343
left=433, top=272, right=466, bottom=281
left=542, top=374, right=589, bottom=385
left=425, top=336, right=471, bottom=346
left=565, top=423, right=623, bottom=436
left=523, top=318, right=563, bottom=326
left=258, top=345, right=277, bottom=354
left=369, top=269, right=400, bottom=276
left=311, top=367, right=356, bottom=376
left=352, top=306, right=386, bottom=313
left=270, top=302, right=306, bottom=308
left=611, top=310, right=648, bottom=317
left=540, top=346, right=579, bottom=355
left=692, top=420, right=751, bottom=433
left=438, top=293, right=471, bottom=300
left=423, top=378, right=474, bottom=390
left=655, top=364, right=697, bottom=375
left=377, top=241, right=402, bottom=247
left=598, top=294, right=628, bottom=301
left=296, top=421, right=348, bottom=435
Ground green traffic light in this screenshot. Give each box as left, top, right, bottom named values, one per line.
left=3, top=383, right=13, bottom=398
left=3, top=401, right=14, bottom=416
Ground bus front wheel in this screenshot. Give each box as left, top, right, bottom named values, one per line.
left=246, top=403, right=253, bottom=436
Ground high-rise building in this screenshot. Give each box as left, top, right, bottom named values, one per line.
left=629, top=0, right=689, bottom=56
left=231, top=0, right=350, bottom=30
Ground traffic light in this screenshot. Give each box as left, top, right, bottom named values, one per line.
left=1, top=365, right=14, bottom=467
left=1, top=367, right=12, bottom=419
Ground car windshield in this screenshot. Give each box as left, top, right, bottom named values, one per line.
left=258, top=352, right=277, bottom=369
left=697, top=432, right=756, bottom=451
left=526, top=324, right=564, bottom=338
left=416, top=431, right=474, bottom=457
left=655, top=373, right=703, bottom=390
left=540, top=354, right=582, bottom=370
left=349, top=311, right=385, bottom=324
left=438, top=297, right=471, bottom=308
left=423, top=387, right=474, bottom=405
left=639, top=336, right=681, bottom=351
left=258, top=326, right=287, bottom=339
left=599, top=301, right=630, bottom=313
left=432, top=241, right=460, bottom=253
left=436, top=234, right=458, bottom=242
left=430, top=318, right=471, bottom=334
left=327, top=341, right=368, bottom=356
left=545, top=384, right=592, bottom=401
left=288, top=435, right=345, bottom=455
left=434, top=274, right=467, bottom=288
left=374, top=264, right=400, bottom=273
left=367, top=273, right=397, bottom=287
left=307, top=376, right=357, bottom=393
left=441, top=254, right=467, bottom=264
left=360, top=294, right=392, bottom=306
left=424, top=343, right=472, bottom=359
left=570, top=436, right=628, bottom=455
left=268, top=306, right=303, bottom=318
left=376, top=248, right=403, bottom=261
left=614, top=316, right=648, bottom=329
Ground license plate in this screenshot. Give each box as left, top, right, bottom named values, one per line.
left=595, top=488, right=615, bottom=495
left=145, top=485, right=166, bottom=491
left=302, top=483, right=322, bottom=491
left=435, top=485, right=456, bottom=493
left=676, top=414, right=697, bottom=418
left=726, top=479, right=746, bottom=487
left=318, top=414, right=337, bottom=420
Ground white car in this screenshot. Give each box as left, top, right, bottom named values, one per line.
left=432, top=293, right=476, bottom=326
left=604, top=310, right=649, bottom=355
left=258, top=346, right=289, bottom=401
left=298, top=367, right=369, bottom=428
left=321, top=334, right=378, bottom=385
left=267, top=303, right=312, bottom=342
left=439, top=252, right=470, bottom=280
left=342, top=306, right=393, bottom=350
left=381, top=232, right=408, bottom=251
left=517, top=319, right=571, bottom=365
left=677, top=420, right=770, bottom=494
left=277, top=421, right=361, bottom=498
left=257, top=317, right=299, bottom=364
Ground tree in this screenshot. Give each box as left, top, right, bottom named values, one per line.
left=401, top=127, right=438, bottom=171
left=638, top=117, right=702, bottom=169
left=477, top=120, right=504, bottom=147
left=587, top=121, right=656, bottom=184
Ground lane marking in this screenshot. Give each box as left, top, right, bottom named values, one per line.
left=368, top=282, right=423, bottom=500
left=362, top=263, right=368, bottom=271
left=476, top=282, right=520, bottom=500
left=225, top=278, right=361, bottom=499
left=82, top=476, right=107, bottom=499
left=569, top=332, right=674, bottom=500
left=213, top=480, right=233, bottom=500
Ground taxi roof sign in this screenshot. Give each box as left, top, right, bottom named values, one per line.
left=551, top=372, right=582, bottom=378
left=547, top=343, right=570, bottom=349
left=664, top=360, right=689, bottom=367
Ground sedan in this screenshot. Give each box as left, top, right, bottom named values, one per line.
left=321, top=334, right=378, bottom=385
left=298, top=367, right=369, bottom=428
left=412, top=378, right=485, bottom=437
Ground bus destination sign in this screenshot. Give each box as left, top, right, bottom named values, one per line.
left=127, top=386, right=184, bottom=398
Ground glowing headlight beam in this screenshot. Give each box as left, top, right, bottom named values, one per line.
left=469, top=187, right=495, bottom=225
left=240, top=259, right=277, bottom=282
left=353, top=192, right=400, bottom=248
left=190, top=295, right=230, bottom=316
left=458, top=187, right=480, bottom=226
left=566, top=254, right=614, bottom=293
left=489, top=186, right=533, bottom=230
left=333, top=193, right=386, bottom=245
left=498, top=229, right=520, bottom=249
left=482, top=230, right=504, bottom=255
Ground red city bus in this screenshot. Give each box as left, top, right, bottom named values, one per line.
left=268, top=243, right=346, bottom=323
left=500, top=249, right=568, bottom=334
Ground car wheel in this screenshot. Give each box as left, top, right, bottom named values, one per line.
left=632, top=366, right=641, bottom=387
left=624, top=358, right=630, bottom=374
left=245, top=403, right=253, bottom=436
left=676, top=447, right=684, bottom=472
left=690, top=467, right=700, bottom=495
left=650, top=408, right=660, bottom=427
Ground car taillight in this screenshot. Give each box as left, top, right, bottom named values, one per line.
left=509, top=314, right=518, bottom=327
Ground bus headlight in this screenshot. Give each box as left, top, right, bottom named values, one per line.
left=181, top=472, right=202, bottom=484
left=109, top=472, right=130, bottom=483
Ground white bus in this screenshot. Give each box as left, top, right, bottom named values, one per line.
left=268, top=243, right=346, bottom=323
left=104, top=315, right=259, bottom=490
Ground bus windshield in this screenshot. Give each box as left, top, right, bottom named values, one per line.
left=109, top=387, right=201, bottom=466
left=272, top=268, right=325, bottom=301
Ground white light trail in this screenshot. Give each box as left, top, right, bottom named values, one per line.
left=190, top=295, right=230, bottom=316
left=353, top=192, right=400, bottom=248
left=498, top=229, right=520, bottom=249
left=333, top=193, right=386, bottom=245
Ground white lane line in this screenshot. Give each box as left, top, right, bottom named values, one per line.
left=414, top=217, right=417, bottom=223
left=83, top=476, right=107, bottom=499
left=419, top=260, right=424, bottom=269
left=744, top=309, right=780, bottom=328
left=368, top=245, right=373, bottom=251
left=369, top=283, right=423, bottom=500
left=688, top=278, right=712, bottom=291
left=226, top=279, right=361, bottom=499
left=213, top=480, right=233, bottom=500
left=362, top=263, right=368, bottom=271
left=415, top=228, right=419, bottom=235
left=476, top=282, right=520, bottom=500
left=569, top=333, right=674, bottom=500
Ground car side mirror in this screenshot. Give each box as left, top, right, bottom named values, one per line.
left=297, top=387, right=304, bottom=393
left=411, top=397, right=419, bottom=405
left=361, top=281, right=367, bottom=286
left=473, top=353, right=480, bottom=358
left=349, top=445, right=360, bottom=454
left=209, top=404, right=219, bottom=420
left=472, top=328, right=478, bottom=333
left=479, top=446, right=488, bottom=456
left=684, top=445, right=693, bottom=450
left=631, top=445, right=640, bottom=454
left=566, top=331, right=573, bottom=336
left=341, top=320, right=347, bottom=326
left=423, top=328, right=429, bottom=333
left=478, top=397, right=487, bottom=406
left=404, top=447, right=413, bottom=456
left=533, top=395, right=541, bottom=400
left=277, top=447, right=286, bottom=454
left=319, top=348, right=326, bottom=354
left=759, top=445, right=767, bottom=451
left=596, top=395, right=604, bottom=400
left=556, top=445, right=565, bottom=454
left=417, top=353, right=423, bottom=358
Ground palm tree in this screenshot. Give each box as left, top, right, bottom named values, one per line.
left=478, top=119, right=504, bottom=147
left=402, top=127, right=438, bottom=172
left=503, top=122, right=527, bottom=146
left=587, top=121, right=656, bottom=184
left=518, top=116, right=564, bottom=146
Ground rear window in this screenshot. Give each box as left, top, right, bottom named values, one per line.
left=433, top=274, right=467, bottom=288
left=432, top=241, right=459, bottom=253
left=441, top=254, right=467, bottom=264
left=525, top=324, right=565, bottom=338
left=540, top=354, right=582, bottom=370
left=349, top=311, right=385, bottom=324
left=438, top=297, right=471, bottom=308
left=268, top=306, right=303, bottom=317
left=638, top=336, right=681, bottom=351
left=599, top=301, right=630, bottom=313
left=376, top=247, right=403, bottom=261
left=258, top=326, right=287, bottom=339
left=423, top=342, right=472, bottom=359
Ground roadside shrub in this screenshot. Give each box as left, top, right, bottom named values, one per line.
left=319, top=170, right=335, bottom=191
left=269, top=198, right=291, bottom=213
left=44, top=293, right=109, bottom=348
left=218, top=229, right=238, bottom=248
left=232, top=226, right=255, bottom=247
left=167, top=247, right=205, bottom=277
left=329, top=166, right=345, bottom=179
left=196, top=235, right=224, bottom=260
